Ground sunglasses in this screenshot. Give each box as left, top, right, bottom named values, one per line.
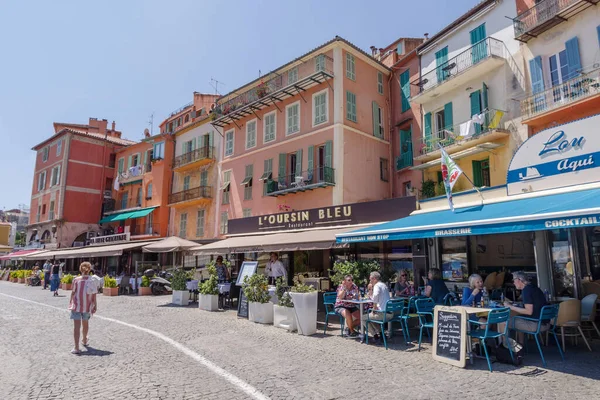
left=400, top=274, right=407, bottom=277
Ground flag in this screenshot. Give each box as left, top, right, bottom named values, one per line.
left=439, top=146, right=463, bottom=212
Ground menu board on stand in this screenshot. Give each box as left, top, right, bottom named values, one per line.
left=432, top=306, right=467, bottom=368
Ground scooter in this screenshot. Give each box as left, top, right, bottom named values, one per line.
left=145, top=269, right=172, bottom=295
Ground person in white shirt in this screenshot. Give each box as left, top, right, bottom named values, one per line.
left=362, top=271, right=391, bottom=343
left=90, top=268, right=104, bottom=293
left=265, top=253, right=286, bottom=285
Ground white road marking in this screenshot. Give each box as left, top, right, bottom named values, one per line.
left=0, top=292, right=270, bottom=400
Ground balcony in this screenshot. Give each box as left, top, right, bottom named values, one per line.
left=129, top=223, right=162, bottom=237
left=118, top=163, right=151, bottom=186
left=173, top=146, right=215, bottom=171
left=411, top=38, right=507, bottom=104
left=521, top=67, right=600, bottom=121
left=266, top=167, right=335, bottom=197
left=414, top=108, right=510, bottom=163
left=169, top=186, right=212, bottom=207
left=212, top=54, right=334, bottom=127
left=513, top=0, right=599, bottom=43
left=396, top=150, right=413, bottom=171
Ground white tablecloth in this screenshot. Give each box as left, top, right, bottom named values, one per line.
left=186, top=280, right=199, bottom=291
left=218, top=283, right=231, bottom=294
left=131, top=278, right=142, bottom=290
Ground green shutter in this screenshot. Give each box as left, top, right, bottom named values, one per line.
left=435, top=47, right=448, bottom=82
left=127, top=155, right=132, bottom=169
left=424, top=112, right=432, bottom=147
left=372, top=101, right=381, bottom=138
left=470, top=90, right=482, bottom=135
left=472, top=160, right=483, bottom=187
left=143, top=151, right=148, bottom=165
left=278, top=153, right=287, bottom=182
left=307, top=145, right=314, bottom=172
left=296, top=149, right=303, bottom=175
left=444, top=102, right=453, bottom=132
left=192, top=137, right=196, bottom=150
left=200, top=171, right=207, bottom=187
left=324, top=141, right=332, bottom=168
left=482, top=83, right=489, bottom=111
left=118, top=158, right=124, bottom=173
left=208, top=131, right=214, bottom=149
left=470, top=23, right=487, bottom=64
left=400, top=69, right=410, bottom=112
left=437, top=171, right=443, bottom=183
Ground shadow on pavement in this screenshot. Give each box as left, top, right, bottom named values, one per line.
left=79, top=346, right=113, bottom=357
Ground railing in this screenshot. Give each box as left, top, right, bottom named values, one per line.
left=169, top=101, right=193, bottom=117
left=418, top=108, right=509, bottom=156
left=169, top=186, right=212, bottom=204
left=266, top=167, right=335, bottom=195
left=129, top=223, right=162, bottom=236
left=214, top=54, right=334, bottom=119
left=173, top=146, right=215, bottom=169
left=514, top=0, right=584, bottom=38
left=118, top=163, right=151, bottom=184
left=102, top=199, right=116, bottom=213
left=412, top=38, right=506, bottom=94
left=521, top=68, right=600, bottom=119
left=396, top=149, right=413, bottom=170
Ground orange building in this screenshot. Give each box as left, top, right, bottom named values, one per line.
left=27, top=118, right=135, bottom=249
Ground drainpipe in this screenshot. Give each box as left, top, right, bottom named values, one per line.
left=387, top=72, right=395, bottom=198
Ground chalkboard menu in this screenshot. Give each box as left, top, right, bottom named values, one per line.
left=432, top=306, right=466, bottom=368
left=237, top=291, right=249, bottom=319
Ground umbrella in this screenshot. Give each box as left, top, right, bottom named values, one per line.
left=140, top=236, right=203, bottom=277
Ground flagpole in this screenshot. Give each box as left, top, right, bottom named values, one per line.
left=460, top=173, right=485, bottom=204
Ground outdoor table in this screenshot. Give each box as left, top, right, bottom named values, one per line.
left=186, top=280, right=199, bottom=291
left=343, top=298, right=373, bottom=339
left=456, top=305, right=499, bottom=364
left=218, top=283, right=231, bottom=309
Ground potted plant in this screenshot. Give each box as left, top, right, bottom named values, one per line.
left=273, top=277, right=296, bottom=331
left=289, top=281, right=318, bottom=336
left=243, top=273, right=273, bottom=324
left=139, top=275, right=152, bottom=296
left=17, top=270, right=26, bottom=284
left=10, top=271, right=18, bottom=283
left=103, top=276, right=118, bottom=296
left=256, top=82, right=268, bottom=98
left=198, top=264, right=219, bottom=311
left=61, top=274, right=74, bottom=290
left=171, top=268, right=189, bottom=306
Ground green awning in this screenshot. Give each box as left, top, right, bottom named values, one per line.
left=99, top=207, right=157, bottom=224
left=128, top=207, right=156, bottom=219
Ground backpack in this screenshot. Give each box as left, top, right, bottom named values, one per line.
left=495, top=338, right=524, bottom=366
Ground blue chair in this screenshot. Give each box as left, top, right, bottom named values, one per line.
left=323, top=292, right=344, bottom=336
left=467, top=307, right=513, bottom=372
left=513, top=304, right=564, bottom=368
left=365, top=299, right=405, bottom=349
left=415, top=298, right=436, bottom=351
left=443, top=292, right=458, bottom=306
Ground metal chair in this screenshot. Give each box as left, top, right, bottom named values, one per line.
left=416, top=298, right=436, bottom=351
left=443, top=292, right=458, bottom=306
left=555, top=299, right=592, bottom=352
left=365, top=299, right=405, bottom=349
left=513, top=304, right=564, bottom=367
left=581, top=294, right=600, bottom=339
left=468, top=308, right=513, bottom=372
left=323, top=292, right=345, bottom=336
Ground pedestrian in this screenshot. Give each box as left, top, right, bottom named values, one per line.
left=265, top=252, right=286, bottom=285
left=50, top=262, right=61, bottom=296
left=68, top=262, right=97, bottom=354
left=42, top=259, right=51, bottom=289
left=214, top=256, right=230, bottom=283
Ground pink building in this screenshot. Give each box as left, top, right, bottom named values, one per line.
left=212, top=36, right=394, bottom=235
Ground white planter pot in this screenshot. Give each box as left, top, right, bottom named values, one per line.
left=248, top=301, right=274, bottom=324
left=289, top=291, right=318, bottom=336
left=172, top=290, right=189, bottom=306
left=273, top=304, right=297, bottom=331
left=198, top=294, right=219, bottom=311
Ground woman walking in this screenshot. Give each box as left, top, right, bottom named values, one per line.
left=50, top=262, right=60, bottom=296
left=68, top=262, right=97, bottom=354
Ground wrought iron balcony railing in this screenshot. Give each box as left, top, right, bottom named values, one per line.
left=418, top=108, right=509, bottom=156
left=396, top=148, right=413, bottom=171
left=266, top=167, right=335, bottom=196
left=169, top=186, right=212, bottom=204
left=118, top=163, right=152, bottom=184
left=411, top=38, right=506, bottom=95
left=521, top=67, right=600, bottom=119
left=130, top=223, right=162, bottom=237
left=173, top=146, right=215, bottom=169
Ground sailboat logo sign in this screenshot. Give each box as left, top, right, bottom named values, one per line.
left=507, top=115, right=600, bottom=196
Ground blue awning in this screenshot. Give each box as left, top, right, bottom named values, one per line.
left=337, top=188, right=600, bottom=243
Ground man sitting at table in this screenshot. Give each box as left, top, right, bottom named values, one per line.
left=362, top=271, right=391, bottom=344
left=334, top=275, right=361, bottom=337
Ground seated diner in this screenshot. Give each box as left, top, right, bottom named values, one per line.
left=425, top=268, right=449, bottom=304
left=334, top=274, right=361, bottom=337
left=394, top=269, right=411, bottom=297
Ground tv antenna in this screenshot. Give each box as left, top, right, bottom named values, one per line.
left=148, top=113, right=154, bottom=135
left=210, top=78, right=225, bottom=95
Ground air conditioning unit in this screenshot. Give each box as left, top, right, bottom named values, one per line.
left=104, top=190, right=112, bottom=198
left=87, top=232, right=96, bottom=239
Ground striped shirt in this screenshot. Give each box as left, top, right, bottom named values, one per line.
left=68, top=276, right=95, bottom=313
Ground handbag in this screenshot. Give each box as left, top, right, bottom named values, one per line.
left=496, top=338, right=524, bottom=366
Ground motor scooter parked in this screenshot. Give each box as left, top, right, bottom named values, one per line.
left=144, top=269, right=172, bottom=295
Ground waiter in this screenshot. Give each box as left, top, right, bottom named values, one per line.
left=265, top=252, right=286, bottom=285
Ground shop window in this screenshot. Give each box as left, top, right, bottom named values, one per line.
left=440, top=237, right=468, bottom=283
left=548, top=229, right=574, bottom=297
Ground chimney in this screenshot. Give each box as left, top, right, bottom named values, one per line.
left=424, top=33, right=429, bottom=40
left=144, top=128, right=150, bottom=138
left=370, top=46, right=376, bottom=56
left=111, top=121, right=116, bottom=131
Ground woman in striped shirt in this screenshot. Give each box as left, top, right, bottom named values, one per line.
left=68, top=262, right=97, bottom=354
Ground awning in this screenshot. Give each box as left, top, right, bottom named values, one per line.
left=99, top=207, right=156, bottom=224
left=0, top=249, right=45, bottom=261
left=23, top=241, right=154, bottom=260
left=240, top=177, right=252, bottom=186
left=142, top=236, right=200, bottom=253
left=337, top=187, right=600, bottom=243
left=259, top=172, right=272, bottom=181
left=194, top=227, right=353, bottom=255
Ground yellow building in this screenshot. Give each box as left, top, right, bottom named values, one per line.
left=0, top=222, right=13, bottom=253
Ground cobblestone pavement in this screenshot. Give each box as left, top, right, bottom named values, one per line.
left=1, top=281, right=599, bottom=400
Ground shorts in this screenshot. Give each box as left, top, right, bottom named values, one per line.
left=335, top=306, right=358, bottom=315
left=70, top=311, right=91, bottom=321
left=510, top=317, right=548, bottom=333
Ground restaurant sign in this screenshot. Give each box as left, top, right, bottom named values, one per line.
left=228, top=197, right=416, bottom=235
left=507, top=114, right=600, bottom=196
left=89, top=232, right=130, bottom=246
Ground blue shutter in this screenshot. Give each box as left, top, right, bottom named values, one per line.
left=435, top=47, right=448, bottom=83
left=529, top=56, right=544, bottom=94
left=400, top=70, right=410, bottom=112
left=565, top=37, right=582, bottom=79
left=470, top=24, right=487, bottom=64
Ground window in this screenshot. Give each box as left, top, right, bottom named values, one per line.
left=36, top=205, right=41, bottom=223
left=147, top=183, right=153, bottom=199
left=183, top=176, right=191, bottom=191
left=472, top=159, right=490, bottom=187
left=42, top=147, right=49, bottom=162
left=225, top=130, right=234, bottom=157
left=377, top=72, right=384, bottom=95
left=132, top=154, right=140, bottom=167
left=196, top=209, right=205, bottom=237
left=109, top=153, right=116, bottom=168
left=372, top=102, right=384, bottom=139
left=346, top=91, right=357, bottom=122
left=50, top=165, right=61, bottom=186
left=200, top=170, right=208, bottom=187
left=434, top=109, right=445, bottom=135
left=242, top=164, right=253, bottom=200
left=397, top=41, right=404, bottom=55
left=136, top=187, right=142, bottom=206
left=42, top=204, right=46, bottom=215
left=549, top=51, right=569, bottom=87
left=261, top=158, right=273, bottom=196
left=380, top=158, right=389, bottom=182
left=56, top=140, right=62, bottom=156
left=222, top=170, right=231, bottom=205
left=49, top=200, right=55, bottom=220
left=315, top=54, right=325, bottom=72
left=264, top=112, right=276, bottom=143
left=220, top=212, right=228, bottom=235
left=246, top=120, right=257, bottom=149
left=289, top=153, right=297, bottom=179
left=118, top=158, right=125, bottom=173
left=400, top=69, right=411, bottom=112
left=184, top=114, right=189, bottom=123
left=121, top=192, right=128, bottom=209
left=435, top=46, right=449, bottom=83
left=243, top=208, right=252, bottom=218
left=313, top=90, right=328, bottom=126
left=179, top=213, right=187, bottom=238
left=286, top=102, right=300, bottom=135
left=184, top=140, right=193, bottom=154
left=153, top=141, right=165, bottom=159
left=346, top=53, right=355, bottom=80
left=288, top=67, right=298, bottom=84
left=38, top=171, right=46, bottom=191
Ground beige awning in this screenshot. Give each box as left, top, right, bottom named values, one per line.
left=24, top=241, right=154, bottom=260
left=142, top=236, right=200, bottom=253
left=193, top=227, right=354, bottom=255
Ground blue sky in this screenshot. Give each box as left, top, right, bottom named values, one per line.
left=0, top=0, right=481, bottom=211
